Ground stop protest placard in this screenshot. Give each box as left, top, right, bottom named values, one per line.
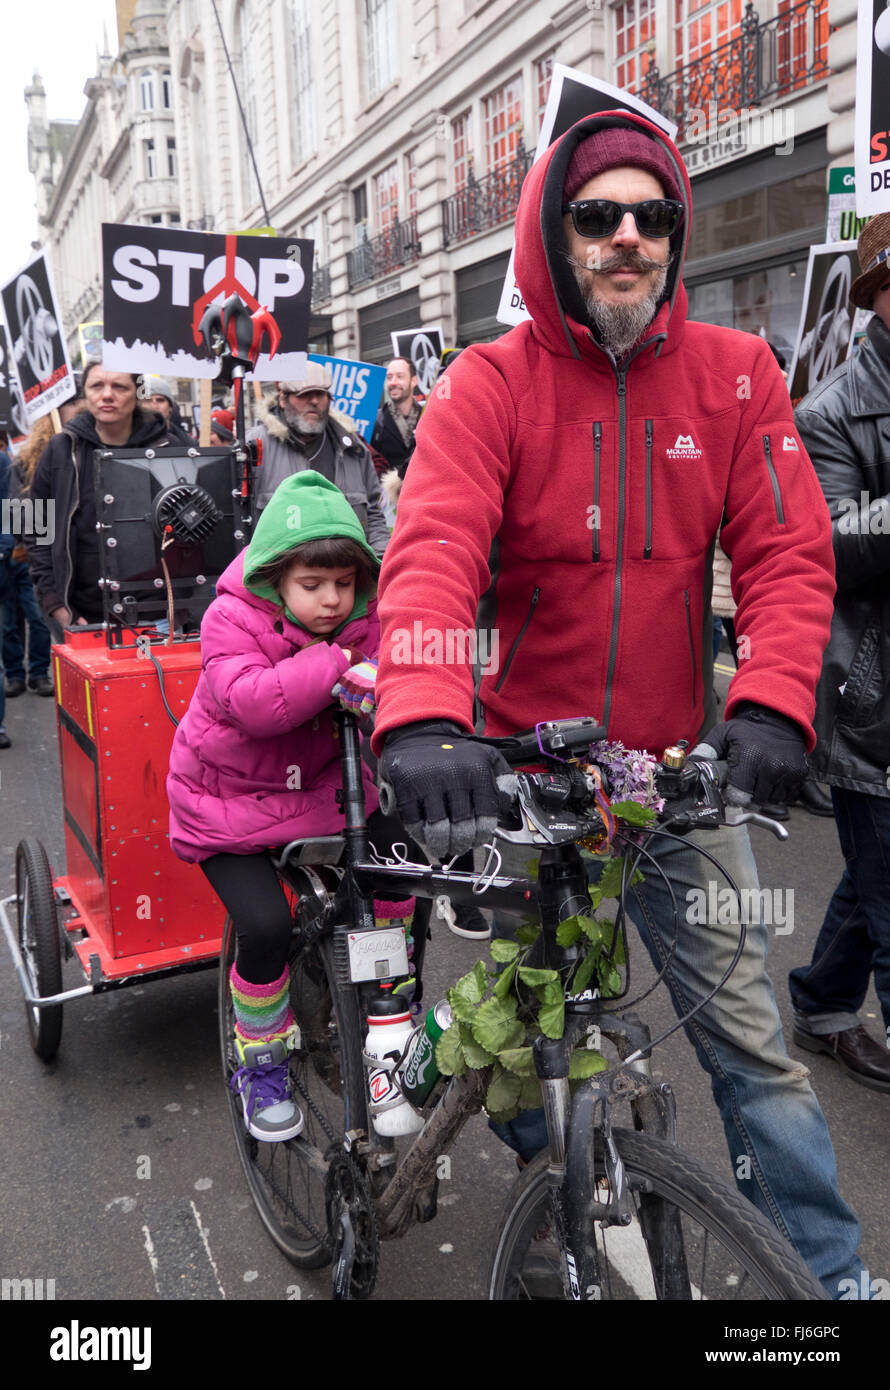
left=102, top=224, right=314, bottom=380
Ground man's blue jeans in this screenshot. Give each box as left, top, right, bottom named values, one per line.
left=1, top=559, right=50, bottom=682
left=490, top=820, right=862, bottom=1297
left=790, top=787, right=890, bottom=1036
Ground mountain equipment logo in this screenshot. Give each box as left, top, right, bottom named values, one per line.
left=667, top=433, right=703, bottom=460
left=782, top=435, right=799, bottom=451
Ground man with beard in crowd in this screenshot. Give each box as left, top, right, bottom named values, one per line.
left=371, top=113, right=864, bottom=1295
left=372, top=356, right=422, bottom=477
left=248, top=362, right=388, bottom=558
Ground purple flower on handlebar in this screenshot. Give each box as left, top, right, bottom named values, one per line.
left=589, top=740, right=665, bottom=816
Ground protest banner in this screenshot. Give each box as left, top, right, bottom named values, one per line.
left=496, top=64, right=678, bottom=329
left=102, top=224, right=313, bottom=380
left=78, top=319, right=104, bottom=366
left=855, top=0, right=890, bottom=216
left=389, top=327, right=444, bottom=395
left=308, top=353, right=386, bottom=442
left=0, top=251, right=76, bottom=427
left=786, top=243, right=871, bottom=403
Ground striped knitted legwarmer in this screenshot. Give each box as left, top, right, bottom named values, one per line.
left=373, top=897, right=416, bottom=951
left=230, top=962, right=295, bottom=1043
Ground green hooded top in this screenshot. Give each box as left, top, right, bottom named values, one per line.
left=242, top=470, right=381, bottom=631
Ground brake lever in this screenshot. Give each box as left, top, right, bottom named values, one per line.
left=689, top=745, right=789, bottom=840
left=725, top=807, right=789, bottom=841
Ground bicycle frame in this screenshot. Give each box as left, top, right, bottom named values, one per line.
left=304, top=712, right=678, bottom=1277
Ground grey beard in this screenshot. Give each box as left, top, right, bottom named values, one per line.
left=283, top=408, right=326, bottom=437
left=571, top=260, right=669, bottom=360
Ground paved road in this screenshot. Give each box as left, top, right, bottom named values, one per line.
left=1, top=662, right=887, bottom=1312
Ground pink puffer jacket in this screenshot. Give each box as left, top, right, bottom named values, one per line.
left=167, top=550, right=379, bottom=862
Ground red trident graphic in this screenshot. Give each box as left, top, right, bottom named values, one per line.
left=191, top=233, right=282, bottom=362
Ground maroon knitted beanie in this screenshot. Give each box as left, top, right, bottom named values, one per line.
left=564, top=127, right=683, bottom=203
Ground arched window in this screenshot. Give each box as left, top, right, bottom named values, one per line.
left=140, top=70, right=155, bottom=111
left=161, top=70, right=172, bottom=109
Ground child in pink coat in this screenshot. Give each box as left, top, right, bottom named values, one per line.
left=168, top=472, right=414, bottom=1141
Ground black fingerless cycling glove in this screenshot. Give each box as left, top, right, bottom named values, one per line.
left=380, top=720, right=513, bottom=861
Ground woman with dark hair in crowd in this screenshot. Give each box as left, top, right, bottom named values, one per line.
left=26, top=363, right=181, bottom=636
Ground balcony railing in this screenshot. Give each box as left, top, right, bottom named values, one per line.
left=311, top=261, right=331, bottom=308
left=346, top=214, right=420, bottom=288
left=638, top=0, right=829, bottom=145
left=442, top=141, right=534, bottom=248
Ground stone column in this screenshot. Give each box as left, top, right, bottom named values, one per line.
left=826, top=0, right=857, bottom=172
left=324, top=180, right=355, bottom=356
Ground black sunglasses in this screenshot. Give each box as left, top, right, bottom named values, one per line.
left=562, top=198, right=684, bottom=239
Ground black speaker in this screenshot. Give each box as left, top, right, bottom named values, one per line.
left=94, top=445, right=252, bottom=630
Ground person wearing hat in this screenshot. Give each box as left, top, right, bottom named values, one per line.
left=247, top=361, right=388, bottom=558
left=209, top=408, right=235, bottom=445
left=788, top=213, right=890, bottom=1094
left=371, top=112, right=863, bottom=1295
left=140, top=374, right=195, bottom=445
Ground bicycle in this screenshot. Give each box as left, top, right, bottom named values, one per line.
left=218, top=711, right=827, bottom=1301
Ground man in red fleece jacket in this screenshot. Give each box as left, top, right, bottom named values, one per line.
left=372, top=113, right=862, bottom=1295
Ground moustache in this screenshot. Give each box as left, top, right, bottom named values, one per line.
left=567, top=249, right=671, bottom=276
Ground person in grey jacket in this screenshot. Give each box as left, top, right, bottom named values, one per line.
left=789, top=213, right=890, bottom=1091
left=248, top=362, right=388, bottom=558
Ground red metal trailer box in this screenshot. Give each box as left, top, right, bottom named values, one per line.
left=52, top=630, right=225, bottom=980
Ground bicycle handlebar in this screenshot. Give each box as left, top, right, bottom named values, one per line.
left=377, top=719, right=789, bottom=845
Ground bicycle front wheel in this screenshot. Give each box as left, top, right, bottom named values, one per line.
left=488, top=1128, right=826, bottom=1300
left=220, top=905, right=366, bottom=1269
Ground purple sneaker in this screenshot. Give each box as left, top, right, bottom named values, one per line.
left=230, top=1034, right=304, bottom=1142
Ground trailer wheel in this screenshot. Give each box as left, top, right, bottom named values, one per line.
left=16, top=840, right=63, bottom=1060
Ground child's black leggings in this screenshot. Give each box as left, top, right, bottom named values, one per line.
left=200, top=809, right=426, bottom=984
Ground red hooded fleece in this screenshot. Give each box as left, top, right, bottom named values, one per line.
left=371, top=111, right=835, bottom=759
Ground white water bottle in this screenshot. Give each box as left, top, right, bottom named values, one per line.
left=365, top=995, right=424, bottom=1137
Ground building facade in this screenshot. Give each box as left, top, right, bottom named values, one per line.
left=25, top=0, right=181, bottom=365
left=31, top=0, right=860, bottom=369
left=163, top=0, right=851, bottom=366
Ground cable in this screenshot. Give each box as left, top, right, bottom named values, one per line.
left=209, top=0, right=273, bottom=227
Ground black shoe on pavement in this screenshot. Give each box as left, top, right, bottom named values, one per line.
left=792, top=779, right=834, bottom=817
left=793, top=1024, right=890, bottom=1092
left=756, top=800, right=790, bottom=822
left=438, top=898, right=492, bottom=940
left=4, top=678, right=26, bottom=698
left=0, top=728, right=11, bottom=749
left=28, top=676, right=55, bottom=697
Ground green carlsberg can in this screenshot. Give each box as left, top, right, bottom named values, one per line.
left=401, top=1000, right=453, bottom=1106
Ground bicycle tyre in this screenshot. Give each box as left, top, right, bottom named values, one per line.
left=488, top=1128, right=827, bottom=1301
left=16, top=839, right=63, bottom=1061
left=219, top=899, right=366, bottom=1269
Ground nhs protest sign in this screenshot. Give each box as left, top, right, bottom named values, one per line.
left=102, top=224, right=313, bottom=380
left=496, top=65, right=678, bottom=329
left=0, top=251, right=76, bottom=427
left=308, top=353, right=386, bottom=442
left=786, top=243, right=870, bottom=405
